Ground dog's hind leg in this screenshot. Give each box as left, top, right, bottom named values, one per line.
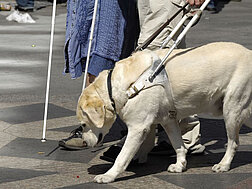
left=212, top=116, right=241, bottom=172
left=212, top=82, right=252, bottom=172
left=162, top=120, right=187, bottom=173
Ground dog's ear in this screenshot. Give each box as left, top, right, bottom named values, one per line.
left=80, top=97, right=106, bottom=128
left=86, top=102, right=105, bottom=128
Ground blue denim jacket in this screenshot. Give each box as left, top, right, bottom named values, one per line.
left=64, top=0, right=127, bottom=78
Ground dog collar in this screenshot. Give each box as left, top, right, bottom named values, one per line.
left=107, top=69, right=116, bottom=112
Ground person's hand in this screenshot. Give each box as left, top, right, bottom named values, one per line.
left=187, top=0, right=205, bottom=6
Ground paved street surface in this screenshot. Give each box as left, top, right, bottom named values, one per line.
left=0, top=0, right=252, bottom=188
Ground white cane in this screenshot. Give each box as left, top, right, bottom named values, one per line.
left=149, top=0, right=211, bottom=81
left=41, top=0, right=57, bottom=142
left=82, top=0, right=99, bottom=91
left=127, top=0, right=211, bottom=97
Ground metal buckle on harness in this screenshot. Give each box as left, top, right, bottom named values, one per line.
left=127, top=79, right=146, bottom=98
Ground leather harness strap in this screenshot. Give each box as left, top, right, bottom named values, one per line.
left=126, top=52, right=177, bottom=119
left=107, top=58, right=177, bottom=119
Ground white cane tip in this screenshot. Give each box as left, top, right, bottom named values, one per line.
left=41, top=138, right=47, bottom=143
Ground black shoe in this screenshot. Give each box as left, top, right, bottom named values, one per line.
left=149, top=141, right=176, bottom=156
left=100, top=142, right=175, bottom=163
left=149, top=141, right=205, bottom=156
left=59, top=126, right=88, bottom=150
left=100, top=145, right=139, bottom=165
left=100, top=145, right=121, bottom=163
left=15, top=5, right=34, bottom=12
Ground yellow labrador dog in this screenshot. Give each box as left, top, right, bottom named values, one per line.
left=76, top=42, right=252, bottom=183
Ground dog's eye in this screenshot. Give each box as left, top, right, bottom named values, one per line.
left=81, top=123, right=86, bottom=128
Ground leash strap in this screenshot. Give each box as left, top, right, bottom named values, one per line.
left=45, top=145, right=60, bottom=157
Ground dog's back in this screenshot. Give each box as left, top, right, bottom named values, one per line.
left=156, top=42, right=252, bottom=123
left=112, top=42, right=252, bottom=125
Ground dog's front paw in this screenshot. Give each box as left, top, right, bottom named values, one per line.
left=94, top=174, right=115, bottom=183
left=212, top=163, right=230, bottom=172
left=168, top=163, right=185, bottom=173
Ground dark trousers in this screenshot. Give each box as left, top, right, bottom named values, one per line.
left=16, top=0, right=34, bottom=8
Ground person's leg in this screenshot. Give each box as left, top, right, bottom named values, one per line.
left=137, top=0, right=186, bottom=50
left=151, top=115, right=205, bottom=155
left=137, top=0, right=149, bottom=29
left=16, top=0, right=28, bottom=8
left=100, top=0, right=188, bottom=161
left=26, top=0, right=34, bottom=8
left=16, top=0, right=34, bottom=11
left=180, top=115, right=205, bottom=154
left=138, top=0, right=202, bottom=155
